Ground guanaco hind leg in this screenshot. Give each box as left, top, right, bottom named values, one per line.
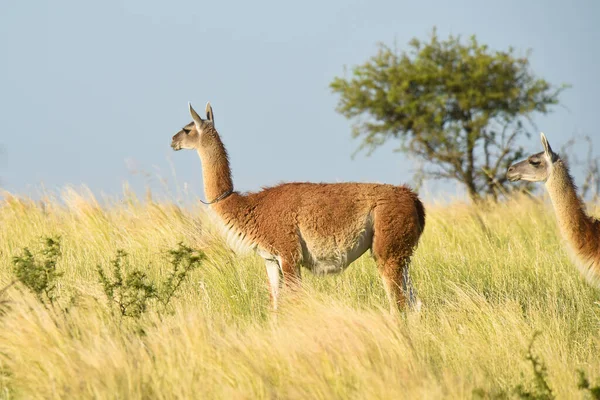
left=371, top=202, right=422, bottom=312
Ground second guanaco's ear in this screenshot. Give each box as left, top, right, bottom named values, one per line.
left=189, top=102, right=204, bottom=128
left=540, top=132, right=554, bottom=158
left=205, top=102, right=214, bottom=124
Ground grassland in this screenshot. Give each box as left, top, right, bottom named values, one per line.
left=0, top=187, right=598, bottom=399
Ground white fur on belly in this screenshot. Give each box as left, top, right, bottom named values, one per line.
left=301, top=221, right=373, bottom=275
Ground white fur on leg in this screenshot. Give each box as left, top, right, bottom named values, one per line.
left=265, top=258, right=281, bottom=311
left=402, top=265, right=422, bottom=312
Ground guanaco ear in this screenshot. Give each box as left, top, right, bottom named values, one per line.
left=540, top=132, right=554, bottom=158
left=205, top=102, right=214, bottom=124
left=189, top=102, right=203, bottom=127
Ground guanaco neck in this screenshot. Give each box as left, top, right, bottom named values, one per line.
left=196, top=135, right=234, bottom=204
left=545, top=160, right=597, bottom=253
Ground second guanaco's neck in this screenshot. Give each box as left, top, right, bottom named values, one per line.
left=545, top=160, right=593, bottom=247
left=197, top=137, right=234, bottom=203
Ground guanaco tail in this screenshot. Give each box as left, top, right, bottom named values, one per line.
left=507, top=133, right=600, bottom=288
left=171, top=102, right=426, bottom=311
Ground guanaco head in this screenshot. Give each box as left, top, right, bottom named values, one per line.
left=507, top=133, right=559, bottom=183
left=171, top=102, right=216, bottom=151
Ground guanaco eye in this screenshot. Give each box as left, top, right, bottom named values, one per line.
left=528, top=159, right=541, bottom=166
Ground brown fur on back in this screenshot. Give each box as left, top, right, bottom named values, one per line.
left=212, top=182, right=424, bottom=264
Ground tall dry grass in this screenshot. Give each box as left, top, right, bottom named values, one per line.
left=0, top=188, right=598, bottom=399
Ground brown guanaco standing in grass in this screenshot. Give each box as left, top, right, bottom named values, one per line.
left=171, top=102, right=426, bottom=311
left=507, top=133, right=600, bottom=288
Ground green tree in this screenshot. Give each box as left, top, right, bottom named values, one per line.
left=330, top=29, right=568, bottom=202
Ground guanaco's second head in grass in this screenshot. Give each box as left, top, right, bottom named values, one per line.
left=171, top=102, right=216, bottom=151
left=507, top=133, right=559, bottom=183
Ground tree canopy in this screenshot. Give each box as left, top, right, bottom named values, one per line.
left=330, top=29, right=568, bottom=202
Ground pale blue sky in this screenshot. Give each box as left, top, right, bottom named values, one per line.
left=1, top=0, right=598, bottom=202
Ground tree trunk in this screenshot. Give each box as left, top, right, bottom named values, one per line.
left=465, top=179, right=481, bottom=203
left=464, top=128, right=480, bottom=203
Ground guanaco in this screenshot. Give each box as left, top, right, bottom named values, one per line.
left=171, top=102, right=426, bottom=310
